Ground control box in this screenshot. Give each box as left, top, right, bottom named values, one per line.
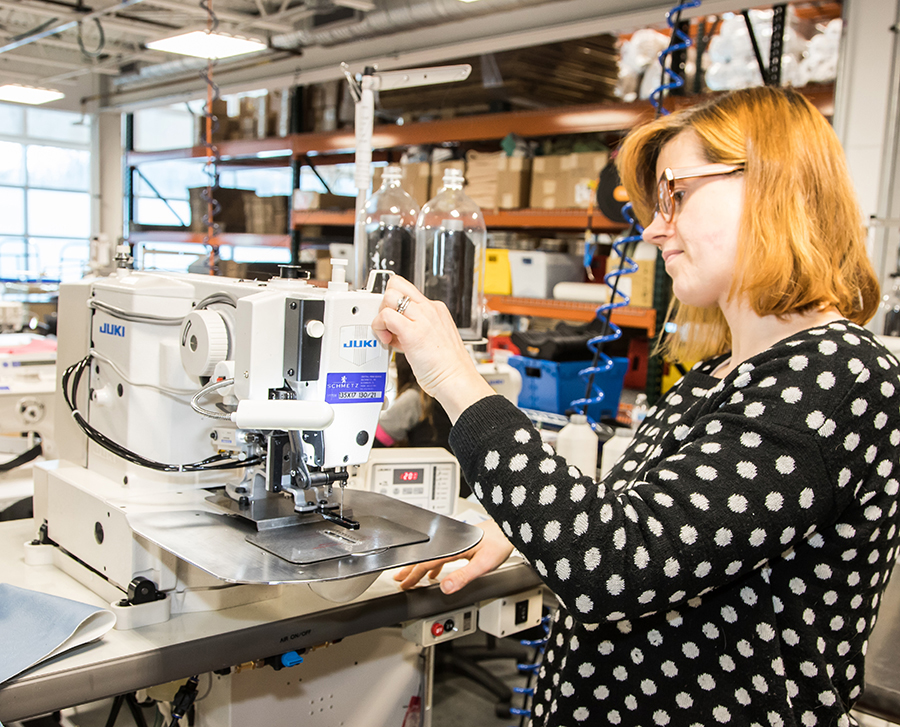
left=479, top=587, right=545, bottom=638
left=349, top=447, right=460, bottom=516
left=402, top=605, right=478, bottom=646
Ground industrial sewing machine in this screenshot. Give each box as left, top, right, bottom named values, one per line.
left=28, top=260, right=481, bottom=628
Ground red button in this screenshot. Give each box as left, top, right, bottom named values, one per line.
left=431, top=622, right=444, bottom=637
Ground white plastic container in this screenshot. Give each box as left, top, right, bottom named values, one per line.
left=508, top=250, right=582, bottom=298
left=599, top=428, right=635, bottom=479
left=555, top=413, right=598, bottom=477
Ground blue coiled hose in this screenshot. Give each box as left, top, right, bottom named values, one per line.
left=570, top=1, right=699, bottom=425
left=649, top=1, right=703, bottom=117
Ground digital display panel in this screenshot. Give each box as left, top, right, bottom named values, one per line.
left=393, top=468, right=425, bottom=484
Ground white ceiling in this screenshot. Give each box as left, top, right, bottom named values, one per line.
left=0, top=0, right=744, bottom=112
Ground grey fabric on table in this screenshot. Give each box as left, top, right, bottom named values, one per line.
left=0, top=583, right=115, bottom=686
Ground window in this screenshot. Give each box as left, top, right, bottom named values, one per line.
left=0, top=104, right=92, bottom=283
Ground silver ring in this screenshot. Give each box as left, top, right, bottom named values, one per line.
left=396, top=295, right=411, bottom=316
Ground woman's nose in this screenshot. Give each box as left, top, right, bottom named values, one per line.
left=641, top=212, right=671, bottom=246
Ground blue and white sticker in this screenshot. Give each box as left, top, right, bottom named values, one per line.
left=325, top=372, right=386, bottom=404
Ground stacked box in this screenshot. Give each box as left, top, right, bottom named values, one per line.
left=496, top=156, right=532, bottom=209
left=292, top=190, right=357, bottom=211
left=429, top=159, right=465, bottom=198
left=189, top=187, right=254, bottom=232
left=464, top=150, right=503, bottom=210
left=372, top=163, right=430, bottom=208
left=609, top=241, right=658, bottom=308
left=245, top=195, right=290, bottom=233
left=530, top=151, right=609, bottom=209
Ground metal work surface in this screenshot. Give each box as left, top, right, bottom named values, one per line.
left=854, top=562, right=900, bottom=721
left=0, top=519, right=542, bottom=723
left=128, top=489, right=478, bottom=582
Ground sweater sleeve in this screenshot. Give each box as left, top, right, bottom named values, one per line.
left=448, top=333, right=897, bottom=625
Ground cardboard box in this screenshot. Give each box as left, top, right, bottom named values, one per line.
left=496, top=156, right=532, bottom=209
left=529, top=155, right=563, bottom=209
left=529, top=152, right=608, bottom=209
left=291, top=190, right=357, bottom=211
left=430, top=159, right=465, bottom=198
left=609, top=241, right=658, bottom=308
left=245, top=195, right=290, bottom=233
left=189, top=187, right=254, bottom=233
left=372, top=162, right=430, bottom=209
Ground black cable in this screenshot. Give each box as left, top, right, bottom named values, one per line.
left=0, top=440, right=42, bottom=472
left=166, top=676, right=199, bottom=727
left=77, top=18, right=106, bottom=59
left=63, top=357, right=264, bottom=473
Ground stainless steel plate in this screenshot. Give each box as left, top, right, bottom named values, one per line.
left=247, top=515, right=429, bottom=565
left=126, top=489, right=481, bottom=585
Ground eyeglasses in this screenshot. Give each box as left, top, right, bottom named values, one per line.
left=656, top=163, right=744, bottom=222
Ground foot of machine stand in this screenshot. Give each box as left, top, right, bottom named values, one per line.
left=110, top=594, right=171, bottom=630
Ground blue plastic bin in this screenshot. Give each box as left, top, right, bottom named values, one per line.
left=508, top=355, right=629, bottom=421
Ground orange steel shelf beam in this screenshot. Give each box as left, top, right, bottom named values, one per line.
left=292, top=208, right=627, bottom=231
left=125, top=85, right=834, bottom=166
left=485, top=295, right=656, bottom=334
left=128, top=231, right=291, bottom=248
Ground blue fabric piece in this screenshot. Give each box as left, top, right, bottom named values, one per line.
left=0, top=583, right=113, bottom=685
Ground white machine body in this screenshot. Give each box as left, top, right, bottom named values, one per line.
left=0, top=333, right=56, bottom=458
left=349, top=447, right=460, bottom=516
left=31, top=267, right=409, bottom=625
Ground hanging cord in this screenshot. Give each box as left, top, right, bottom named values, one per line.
left=199, top=0, right=221, bottom=273
left=649, top=1, right=702, bottom=118
left=166, top=675, right=199, bottom=727
left=571, top=1, right=699, bottom=426
left=503, top=611, right=551, bottom=726
left=77, top=18, right=105, bottom=59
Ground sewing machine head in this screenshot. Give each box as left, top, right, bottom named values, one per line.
left=70, top=262, right=390, bottom=530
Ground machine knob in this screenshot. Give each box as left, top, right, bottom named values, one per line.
left=180, top=310, right=229, bottom=378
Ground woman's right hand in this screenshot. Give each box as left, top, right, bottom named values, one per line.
left=394, top=520, right=515, bottom=594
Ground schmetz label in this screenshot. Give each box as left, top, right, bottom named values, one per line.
left=99, top=322, right=125, bottom=337
left=325, top=372, right=386, bottom=404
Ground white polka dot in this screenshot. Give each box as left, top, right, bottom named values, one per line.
left=509, top=453, right=528, bottom=471
left=484, top=451, right=499, bottom=470
left=544, top=521, right=561, bottom=541
left=514, top=428, right=531, bottom=443
left=817, top=371, right=836, bottom=389
left=510, top=486, right=526, bottom=506
left=781, top=387, right=802, bottom=403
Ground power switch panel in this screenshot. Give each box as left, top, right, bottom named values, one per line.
left=401, top=606, right=478, bottom=647
left=515, top=598, right=530, bottom=625
left=479, top=587, right=545, bottom=638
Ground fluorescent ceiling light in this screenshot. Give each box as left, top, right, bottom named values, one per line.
left=146, top=30, right=267, bottom=60
left=0, top=85, right=64, bottom=105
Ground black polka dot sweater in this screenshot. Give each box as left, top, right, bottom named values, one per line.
left=448, top=321, right=900, bottom=726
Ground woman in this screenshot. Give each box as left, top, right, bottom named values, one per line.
left=372, top=87, right=900, bottom=726
left=375, top=353, right=451, bottom=449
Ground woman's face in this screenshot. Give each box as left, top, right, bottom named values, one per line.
left=641, top=130, right=745, bottom=310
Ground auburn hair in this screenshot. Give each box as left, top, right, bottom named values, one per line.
left=616, top=86, right=879, bottom=363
